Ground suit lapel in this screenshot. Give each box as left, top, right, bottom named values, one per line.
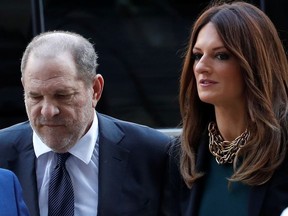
left=97, top=114, right=130, bottom=215
left=14, top=144, right=40, bottom=216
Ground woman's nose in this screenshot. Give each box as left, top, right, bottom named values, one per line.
left=194, top=55, right=211, bottom=74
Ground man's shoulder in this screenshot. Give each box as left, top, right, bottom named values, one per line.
left=98, top=112, right=170, bottom=139
left=97, top=113, right=172, bottom=153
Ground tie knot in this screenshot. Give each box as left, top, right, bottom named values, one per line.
left=56, top=152, right=71, bottom=166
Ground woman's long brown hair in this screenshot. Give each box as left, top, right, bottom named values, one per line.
left=179, top=1, right=288, bottom=188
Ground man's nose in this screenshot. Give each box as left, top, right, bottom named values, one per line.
left=40, top=100, right=60, bottom=118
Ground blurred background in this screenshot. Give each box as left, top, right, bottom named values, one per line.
left=0, top=0, right=287, bottom=129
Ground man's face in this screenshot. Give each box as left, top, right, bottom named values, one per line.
left=22, top=52, right=97, bottom=153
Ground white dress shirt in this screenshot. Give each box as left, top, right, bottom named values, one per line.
left=281, top=208, right=288, bottom=216
left=34, top=111, right=99, bottom=216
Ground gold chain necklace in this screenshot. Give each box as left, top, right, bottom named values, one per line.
left=208, top=122, right=250, bottom=164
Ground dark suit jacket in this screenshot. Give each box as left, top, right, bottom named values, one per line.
left=0, top=168, right=30, bottom=216
left=0, top=113, right=172, bottom=216
left=166, top=134, right=288, bottom=216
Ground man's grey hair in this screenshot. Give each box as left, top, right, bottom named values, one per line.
left=21, top=30, right=98, bottom=85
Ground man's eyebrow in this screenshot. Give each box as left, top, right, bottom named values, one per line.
left=26, top=91, right=40, bottom=96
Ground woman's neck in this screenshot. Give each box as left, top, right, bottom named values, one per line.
left=214, top=106, right=248, bottom=141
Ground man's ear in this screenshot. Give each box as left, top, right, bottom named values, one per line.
left=21, top=77, right=24, bottom=87
left=92, top=74, right=104, bottom=107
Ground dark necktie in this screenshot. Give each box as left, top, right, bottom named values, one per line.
left=48, top=152, right=74, bottom=216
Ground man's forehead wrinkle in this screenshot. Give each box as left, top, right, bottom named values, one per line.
left=28, top=76, right=72, bottom=90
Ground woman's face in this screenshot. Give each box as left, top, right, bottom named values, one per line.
left=193, top=22, right=245, bottom=108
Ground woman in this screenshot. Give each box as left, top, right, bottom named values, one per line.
left=0, top=168, right=29, bottom=215
left=168, top=1, right=288, bottom=216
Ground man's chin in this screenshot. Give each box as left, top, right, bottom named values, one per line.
left=45, top=141, right=71, bottom=153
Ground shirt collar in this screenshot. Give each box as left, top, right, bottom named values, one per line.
left=33, top=111, right=99, bottom=164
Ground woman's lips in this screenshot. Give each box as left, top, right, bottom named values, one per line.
left=199, top=79, right=218, bottom=86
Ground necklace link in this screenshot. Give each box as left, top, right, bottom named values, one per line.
left=208, top=122, right=250, bottom=164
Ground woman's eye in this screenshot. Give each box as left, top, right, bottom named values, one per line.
left=192, top=53, right=202, bottom=61
left=216, top=53, right=230, bottom=60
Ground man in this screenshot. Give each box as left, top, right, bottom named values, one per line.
left=0, top=31, right=172, bottom=216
